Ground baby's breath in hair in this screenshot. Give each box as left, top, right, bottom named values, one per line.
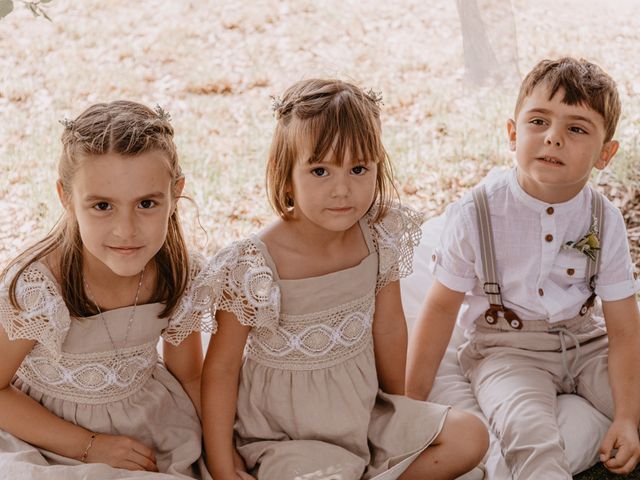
left=270, top=95, right=285, bottom=119
left=58, top=117, right=76, bottom=130
left=154, top=104, right=172, bottom=122
left=365, top=88, right=384, bottom=106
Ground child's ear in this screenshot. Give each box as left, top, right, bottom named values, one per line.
left=595, top=140, right=619, bottom=170
left=171, top=176, right=185, bottom=213
left=56, top=180, right=71, bottom=210
left=173, top=176, right=185, bottom=198
left=506, top=119, right=517, bottom=151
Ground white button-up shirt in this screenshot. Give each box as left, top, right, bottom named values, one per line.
left=432, top=168, right=640, bottom=330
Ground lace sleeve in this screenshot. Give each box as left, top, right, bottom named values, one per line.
left=370, top=204, right=424, bottom=293
left=208, top=238, right=280, bottom=331
left=162, top=253, right=220, bottom=346
left=0, top=264, right=70, bottom=359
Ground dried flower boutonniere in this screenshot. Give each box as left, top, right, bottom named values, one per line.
left=563, top=215, right=600, bottom=261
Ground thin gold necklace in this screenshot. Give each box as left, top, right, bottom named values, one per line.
left=84, top=267, right=145, bottom=365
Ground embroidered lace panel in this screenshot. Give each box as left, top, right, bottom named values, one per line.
left=211, top=240, right=281, bottom=332
left=246, top=292, right=375, bottom=370
left=163, top=253, right=219, bottom=344
left=16, top=341, right=158, bottom=404
left=0, top=264, right=70, bottom=358
left=370, top=205, right=423, bottom=293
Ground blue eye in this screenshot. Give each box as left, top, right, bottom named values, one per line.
left=139, top=199, right=156, bottom=209
left=93, top=202, right=111, bottom=211
left=311, top=167, right=327, bottom=177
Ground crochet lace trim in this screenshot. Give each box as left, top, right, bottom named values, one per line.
left=246, top=292, right=375, bottom=370
left=16, top=341, right=157, bottom=404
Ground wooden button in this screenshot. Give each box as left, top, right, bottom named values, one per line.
left=546, top=207, right=554, bottom=215
left=431, top=254, right=436, bottom=261
left=545, top=234, right=553, bottom=242
left=567, top=268, right=575, bottom=276
left=538, top=288, right=544, bottom=296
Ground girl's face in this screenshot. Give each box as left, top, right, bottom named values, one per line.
left=290, top=144, right=377, bottom=233
left=59, top=150, right=183, bottom=280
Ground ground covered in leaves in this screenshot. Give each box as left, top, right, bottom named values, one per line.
left=1, top=0, right=639, bottom=269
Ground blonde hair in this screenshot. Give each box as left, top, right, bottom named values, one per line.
left=266, top=79, right=397, bottom=222
left=2, top=100, right=189, bottom=318
left=514, top=57, right=621, bottom=142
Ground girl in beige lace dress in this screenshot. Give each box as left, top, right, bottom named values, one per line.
left=0, top=101, right=216, bottom=479
left=202, top=80, right=489, bottom=480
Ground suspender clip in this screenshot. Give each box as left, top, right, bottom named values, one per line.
left=579, top=293, right=596, bottom=316
left=484, top=307, right=500, bottom=324
left=504, top=309, right=523, bottom=329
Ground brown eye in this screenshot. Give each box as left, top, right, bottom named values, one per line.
left=139, top=199, right=156, bottom=209
left=93, top=202, right=111, bottom=211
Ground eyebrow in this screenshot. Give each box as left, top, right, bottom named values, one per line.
left=526, top=108, right=597, bottom=127
left=305, top=156, right=368, bottom=165
left=82, top=192, right=167, bottom=203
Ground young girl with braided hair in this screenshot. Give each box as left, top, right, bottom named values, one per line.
left=0, top=101, right=215, bottom=479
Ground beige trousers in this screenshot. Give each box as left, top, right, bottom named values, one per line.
left=458, top=312, right=612, bottom=480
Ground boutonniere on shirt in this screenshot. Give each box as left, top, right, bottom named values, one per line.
left=563, top=215, right=600, bottom=261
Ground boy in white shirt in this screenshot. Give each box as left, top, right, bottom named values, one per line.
left=406, top=57, right=640, bottom=479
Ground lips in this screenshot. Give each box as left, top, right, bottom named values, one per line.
left=327, top=207, right=353, bottom=213
left=108, top=246, right=142, bottom=255
left=537, top=155, right=564, bottom=165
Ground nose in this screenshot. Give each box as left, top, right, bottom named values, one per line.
left=545, top=129, right=563, bottom=148
left=113, top=209, right=138, bottom=239
left=331, top=173, right=351, bottom=198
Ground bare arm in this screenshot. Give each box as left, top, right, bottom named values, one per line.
left=201, top=310, right=251, bottom=479
left=0, top=325, right=159, bottom=470
left=164, top=331, right=203, bottom=418
left=372, top=280, right=408, bottom=394
left=0, top=327, right=98, bottom=459
left=405, top=280, right=465, bottom=400
left=599, top=295, right=640, bottom=474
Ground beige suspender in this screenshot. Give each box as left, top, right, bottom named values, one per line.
left=471, top=185, right=604, bottom=329
left=472, top=185, right=523, bottom=329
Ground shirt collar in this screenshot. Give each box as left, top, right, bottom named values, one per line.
left=508, top=168, right=587, bottom=215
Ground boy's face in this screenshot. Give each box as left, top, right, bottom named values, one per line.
left=507, top=83, right=618, bottom=203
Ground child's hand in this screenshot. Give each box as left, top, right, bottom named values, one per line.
left=235, top=471, right=256, bottom=480
left=599, top=419, right=640, bottom=475
left=85, top=433, right=158, bottom=472
left=232, top=447, right=255, bottom=479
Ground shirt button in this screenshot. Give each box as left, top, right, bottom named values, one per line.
left=546, top=207, right=554, bottom=215
left=538, top=288, right=544, bottom=296
left=431, top=254, right=436, bottom=261
left=545, top=234, right=553, bottom=242
left=567, top=268, right=575, bottom=276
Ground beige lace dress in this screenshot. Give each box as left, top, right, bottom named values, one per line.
left=211, top=205, right=450, bottom=480
left=0, top=254, right=215, bottom=480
